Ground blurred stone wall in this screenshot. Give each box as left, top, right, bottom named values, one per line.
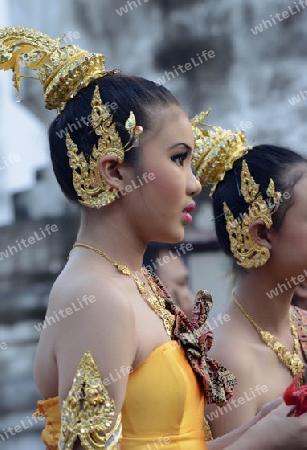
left=0, top=217, right=78, bottom=449
left=1, top=0, right=307, bottom=448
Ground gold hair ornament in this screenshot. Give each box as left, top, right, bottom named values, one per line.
left=0, top=26, right=110, bottom=110
left=67, top=85, right=143, bottom=208
left=224, top=160, right=281, bottom=268
left=191, top=110, right=253, bottom=196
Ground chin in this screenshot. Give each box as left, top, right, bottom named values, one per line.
left=149, top=223, right=185, bottom=244
left=164, top=228, right=185, bottom=244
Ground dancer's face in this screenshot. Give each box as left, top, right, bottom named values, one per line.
left=124, top=105, right=201, bottom=243
left=267, top=170, right=307, bottom=279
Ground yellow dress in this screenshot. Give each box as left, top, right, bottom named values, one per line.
left=35, top=289, right=237, bottom=449
left=122, top=341, right=208, bottom=449
left=35, top=341, right=209, bottom=449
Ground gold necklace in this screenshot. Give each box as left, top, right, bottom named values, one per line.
left=232, top=289, right=304, bottom=380
left=70, top=242, right=175, bottom=336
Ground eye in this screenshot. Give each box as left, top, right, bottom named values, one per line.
left=171, top=151, right=189, bottom=166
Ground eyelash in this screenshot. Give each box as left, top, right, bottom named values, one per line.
left=171, top=151, right=189, bottom=166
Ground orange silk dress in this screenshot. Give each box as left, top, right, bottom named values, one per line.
left=35, top=341, right=210, bottom=449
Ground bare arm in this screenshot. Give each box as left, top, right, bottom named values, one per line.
left=226, top=405, right=307, bottom=450
left=207, top=414, right=258, bottom=450
left=208, top=403, right=307, bottom=450
left=207, top=398, right=281, bottom=449
left=54, top=277, right=137, bottom=448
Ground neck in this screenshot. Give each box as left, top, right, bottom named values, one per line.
left=233, top=268, right=294, bottom=334
left=76, top=205, right=146, bottom=272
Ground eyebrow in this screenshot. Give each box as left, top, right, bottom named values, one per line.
left=168, top=143, right=193, bottom=152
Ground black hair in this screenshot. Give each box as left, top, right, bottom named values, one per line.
left=212, top=144, right=307, bottom=270
left=48, top=72, right=181, bottom=203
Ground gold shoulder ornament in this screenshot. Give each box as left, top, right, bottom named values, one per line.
left=59, top=351, right=122, bottom=449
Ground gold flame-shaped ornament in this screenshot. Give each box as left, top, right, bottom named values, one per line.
left=58, top=351, right=122, bottom=449
left=66, top=85, right=143, bottom=208
left=223, top=160, right=281, bottom=269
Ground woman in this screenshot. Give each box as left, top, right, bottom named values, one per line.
left=1, top=27, right=307, bottom=450
left=192, top=111, right=307, bottom=438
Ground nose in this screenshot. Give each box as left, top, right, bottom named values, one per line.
left=187, top=167, right=202, bottom=197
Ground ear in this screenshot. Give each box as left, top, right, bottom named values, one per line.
left=249, top=220, right=273, bottom=250
left=97, top=155, right=133, bottom=191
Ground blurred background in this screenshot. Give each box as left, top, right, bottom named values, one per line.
left=1, top=0, right=307, bottom=447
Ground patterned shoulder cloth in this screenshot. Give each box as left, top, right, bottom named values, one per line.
left=148, top=271, right=237, bottom=406
left=291, top=305, right=307, bottom=364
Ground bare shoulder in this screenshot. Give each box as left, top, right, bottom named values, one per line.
left=209, top=316, right=254, bottom=378
left=51, top=266, right=137, bottom=350
left=50, top=258, right=135, bottom=318
left=206, top=330, right=259, bottom=437
left=205, top=311, right=262, bottom=436
left=36, top=263, right=137, bottom=402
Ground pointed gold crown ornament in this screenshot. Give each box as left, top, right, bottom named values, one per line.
left=224, top=160, right=281, bottom=268
left=66, top=85, right=143, bottom=208
left=191, top=110, right=253, bottom=196
left=0, top=26, right=109, bottom=110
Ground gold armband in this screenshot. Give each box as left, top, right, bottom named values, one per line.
left=58, top=351, right=122, bottom=449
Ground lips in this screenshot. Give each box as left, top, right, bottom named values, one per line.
left=183, top=203, right=196, bottom=214
left=182, top=203, right=196, bottom=224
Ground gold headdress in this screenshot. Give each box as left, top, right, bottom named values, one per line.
left=191, top=110, right=282, bottom=268
left=0, top=26, right=109, bottom=110
left=0, top=26, right=144, bottom=207
left=224, top=160, right=281, bottom=268
left=191, top=110, right=252, bottom=196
